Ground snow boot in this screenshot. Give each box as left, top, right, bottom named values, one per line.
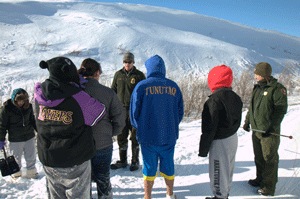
left=129, top=147, right=140, bottom=171
left=26, top=168, right=38, bottom=179
left=248, top=179, right=261, bottom=187
left=98, top=190, right=113, bottom=199
left=257, top=188, right=273, bottom=196
left=110, top=149, right=127, bottom=170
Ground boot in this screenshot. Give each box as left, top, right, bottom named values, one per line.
left=129, top=147, right=140, bottom=171
left=248, top=178, right=261, bottom=187
left=26, top=168, right=38, bottom=179
left=257, top=188, right=273, bottom=196
left=110, top=149, right=127, bottom=170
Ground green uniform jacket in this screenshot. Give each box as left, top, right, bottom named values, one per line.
left=111, top=66, right=146, bottom=109
left=245, top=77, right=287, bottom=138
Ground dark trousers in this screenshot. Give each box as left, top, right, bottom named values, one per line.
left=252, top=133, right=280, bottom=195
left=91, top=146, right=113, bottom=198
left=117, top=110, right=139, bottom=150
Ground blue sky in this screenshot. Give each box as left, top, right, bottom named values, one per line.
left=77, top=0, right=300, bottom=38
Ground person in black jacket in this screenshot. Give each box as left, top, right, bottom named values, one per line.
left=0, top=88, right=38, bottom=179
left=199, top=65, right=243, bottom=199
left=34, top=57, right=106, bottom=199
left=78, top=58, right=125, bottom=199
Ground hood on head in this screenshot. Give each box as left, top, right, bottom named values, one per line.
left=39, top=57, right=80, bottom=85
left=34, top=83, right=65, bottom=108
left=208, top=65, right=233, bottom=93
left=11, top=88, right=30, bottom=109
left=145, top=55, right=166, bottom=78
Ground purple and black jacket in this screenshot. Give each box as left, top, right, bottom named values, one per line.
left=34, top=79, right=106, bottom=168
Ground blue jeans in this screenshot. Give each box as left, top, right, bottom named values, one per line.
left=91, top=146, right=113, bottom=198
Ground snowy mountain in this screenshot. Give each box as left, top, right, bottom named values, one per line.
left=1, top=0, right=300, bottom=99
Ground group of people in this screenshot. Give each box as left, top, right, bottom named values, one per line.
left=0, top=52, right=287, bottom=199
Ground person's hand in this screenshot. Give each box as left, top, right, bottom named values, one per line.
left=263, top=127, right=274, bottom=138
left=0, top=141, right=5, bottom=150
left=243, top=123, right=250, bottom=132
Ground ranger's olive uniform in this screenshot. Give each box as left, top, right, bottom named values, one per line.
left=245, top=77, right=287, bottom=195
left=111, top=66, right=145, bottom=165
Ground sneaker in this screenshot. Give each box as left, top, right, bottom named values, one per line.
left=257, top=188, right=273, bottom=196
left=166, top=193, right=176, bottom=199
left=248, top=179, right=261, bottom=187
left=110, top=161, right=127, bottom=170
left=129, top=161, right=139, bottom=171
left=26, top=168, right=38, bottom=179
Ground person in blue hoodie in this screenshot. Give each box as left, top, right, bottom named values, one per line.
left=130, top=55, right=184, bottom=199
left=34, top=57, right=106, bottom=199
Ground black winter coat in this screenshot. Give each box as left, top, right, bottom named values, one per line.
left=199, top=87, right=243, bottom=157
left=0, top=99, right=36, bottom=142
left=34, top=79, right=106, bottom=168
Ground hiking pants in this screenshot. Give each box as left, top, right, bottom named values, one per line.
left=252, top=133, right=280, bottom=195
left=117, top=109, right=139, bottom=150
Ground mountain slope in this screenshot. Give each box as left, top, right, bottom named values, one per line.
left=0, top=1, right=300, bottom=98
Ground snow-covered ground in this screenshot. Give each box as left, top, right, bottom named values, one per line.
left=0, top=100, right=299, bottom=199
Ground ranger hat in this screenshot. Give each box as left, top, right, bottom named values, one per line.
left=254, top=62, right=272, bottom=77
left=123, top=52, right=134, bottom=63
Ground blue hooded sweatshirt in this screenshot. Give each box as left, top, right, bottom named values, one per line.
left=130, top=55, right=184, bottom=146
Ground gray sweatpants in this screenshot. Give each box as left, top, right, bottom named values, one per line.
left=8, top=137, right=36, bottom=170
left=43, top=160, right=91, bottom=199
left=209, top=133, right=238, bottom=198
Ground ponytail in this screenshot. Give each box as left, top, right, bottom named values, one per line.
left=78, top=58, right=102, bottom=77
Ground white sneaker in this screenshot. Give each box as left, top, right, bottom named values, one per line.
left=166, top=193, right=176, bottom=199
left=26, top=168, right=38, bottom=179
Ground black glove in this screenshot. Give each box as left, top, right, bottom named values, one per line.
left=263, top=127, right=274, bottom=138
left=243, top=123, right=250, bottom=132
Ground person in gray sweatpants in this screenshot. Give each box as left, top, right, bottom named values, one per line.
left=199, top=65, right=243, bottom=199
left=43, top=160, right=91, bottom=199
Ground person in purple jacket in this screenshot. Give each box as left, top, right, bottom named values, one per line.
left=34, top=57, right=106, bottom=199
left=130, top=55, right=184, bottom=199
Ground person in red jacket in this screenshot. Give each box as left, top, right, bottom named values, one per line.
left=199, top=65, right=243, bottom=199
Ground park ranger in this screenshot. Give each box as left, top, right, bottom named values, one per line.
left=243, top=62, right=288, bottom=196
left=111, top=52, right=146, bottom=171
